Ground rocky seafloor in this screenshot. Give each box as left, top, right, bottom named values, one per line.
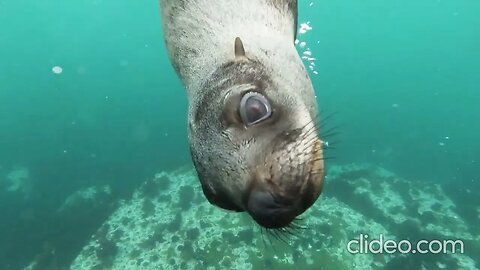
left=26, top=164, right=480, bottom=270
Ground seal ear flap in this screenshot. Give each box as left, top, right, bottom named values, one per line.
left=234, top=37, right=246, bottom=59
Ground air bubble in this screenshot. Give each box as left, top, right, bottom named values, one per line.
left=52, top=66, right=63, bottom=74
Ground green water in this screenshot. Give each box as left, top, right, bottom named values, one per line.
left=0, top=0, right=479, bottom=269
left=308, top=1, right=480, bottom=182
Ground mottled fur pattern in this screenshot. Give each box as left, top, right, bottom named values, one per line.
left=159, top=0, right=323, bottom=216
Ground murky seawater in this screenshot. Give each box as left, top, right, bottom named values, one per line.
left=0, top=0, right=479, bottom=269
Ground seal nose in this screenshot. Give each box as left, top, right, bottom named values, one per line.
left=247, top=188, right=298, bottom=228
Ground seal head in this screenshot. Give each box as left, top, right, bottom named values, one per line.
left=190, top=38, right=324, bottom=229
left=160, top=0, right=324, bottom=229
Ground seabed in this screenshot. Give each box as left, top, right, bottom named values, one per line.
left=25, top=164, right=479, bottom=270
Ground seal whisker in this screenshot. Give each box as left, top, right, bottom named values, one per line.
left=289, top=220, right=306, bottom=230
left=318, top=111, right=337, bottom=128
left=284, top=225, right=303, bottom=237
left=264, top=230, right=278, bottom=252
left=280, top=227, right=295, bottom=236
left=319, top=125, right=340, bottom=139
left=307, top=109, right=334, bottom=129
left=260, top=227, right=270, bottom=248
left=304, top=125, right=323, bottom=144
left=285, top=227, right=301, bottom=236
left=306, top=111, right=340, bottom=145
left=284, top=226, right=303, bottom=238
left=325, top=139, right=342, bottom=146
left=273, top=229, right=290, bottom=244
left=317, top=110, right=340, bottom=132
left=322, top=145, right=337, bottom=150
left=302, top=134, right=320, bottom=150
left=298, top=114, right=320, bottom=134
left=301, top=120, right=320, bottom=137
left=312, top=156, right=335, bottom=161
left=300, top=131, right=319, bottom=151
left=321, top=132, right=340, bottom=142
left=268, top=229, right=282, bottom=243
left=265, top=228, right=276, bottom=247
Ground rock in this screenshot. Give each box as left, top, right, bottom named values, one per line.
left=66, top=164, right=478, bottom=269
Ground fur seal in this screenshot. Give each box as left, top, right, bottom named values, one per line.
left=159, top=0, right=324, bottom=229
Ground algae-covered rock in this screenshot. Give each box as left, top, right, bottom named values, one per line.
left=1, top=166, right=34, bottom=198
left=67, top=164, right=478, bottom=270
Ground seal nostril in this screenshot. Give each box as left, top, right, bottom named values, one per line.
left=248, top=189, right=278, bottom=213
left=247, top=189, right=297, bottom=228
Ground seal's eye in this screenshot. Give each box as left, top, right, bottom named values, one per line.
left=239, top=92, right=272, bottom=126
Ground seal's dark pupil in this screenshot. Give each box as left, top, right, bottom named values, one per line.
left=246, top=97, right=268, bottom=123
left=239, top=92, right=271, bottom=126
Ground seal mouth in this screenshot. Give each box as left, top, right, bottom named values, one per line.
left=246, top=187, right=300, bottom=229
left=245, top=133, right=324, bottom=229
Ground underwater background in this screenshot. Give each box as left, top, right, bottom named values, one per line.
left=0, top=0, right=479, bottom=269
